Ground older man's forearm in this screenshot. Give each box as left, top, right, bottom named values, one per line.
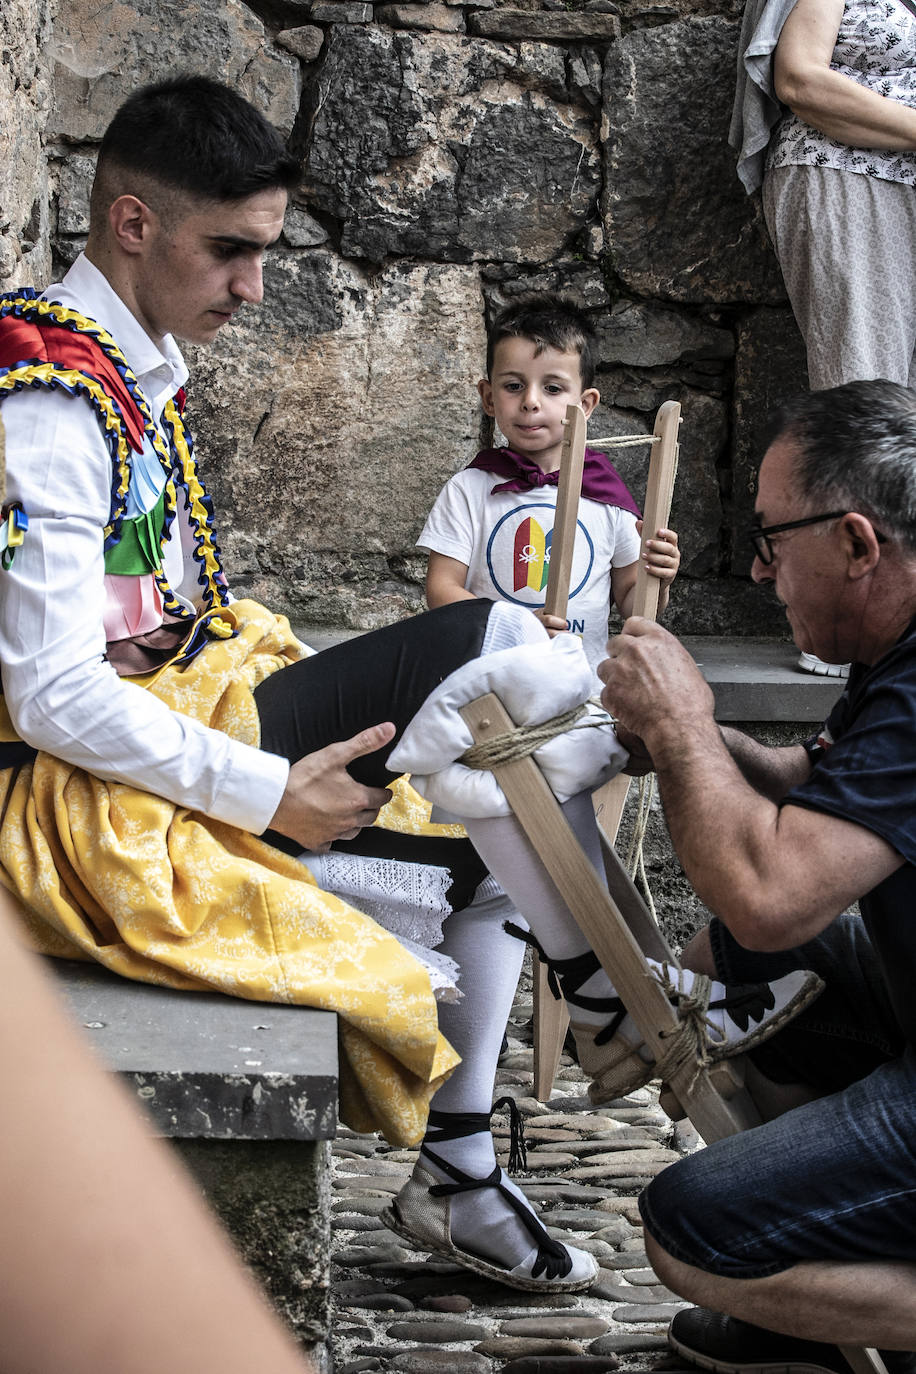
left=720, top=728, right=812, bottom=803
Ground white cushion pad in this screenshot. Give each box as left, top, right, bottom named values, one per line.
left=388, top=636, right=628, bottom=817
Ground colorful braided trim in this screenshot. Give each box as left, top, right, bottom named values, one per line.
left=0, top=291, right=231, bottom=617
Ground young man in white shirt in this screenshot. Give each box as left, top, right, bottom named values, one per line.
left=0, top=75, right=600, bottom=1292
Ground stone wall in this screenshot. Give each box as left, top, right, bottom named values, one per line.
left=0, top=0, right=54, bottom=289
left=1, top=0, right=809, bottom=637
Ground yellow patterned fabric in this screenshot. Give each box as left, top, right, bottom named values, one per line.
left=0, top=598, right=461, bottom=1146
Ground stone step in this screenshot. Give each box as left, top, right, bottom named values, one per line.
left=294, top=625, right=842, bottom=724
left=49, top=957, right=338, bottom=1140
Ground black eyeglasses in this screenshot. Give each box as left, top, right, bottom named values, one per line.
left=746, top=510, right=887, bottom=565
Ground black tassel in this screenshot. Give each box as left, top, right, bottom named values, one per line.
left=491, top=1094, right=527, bottom=1173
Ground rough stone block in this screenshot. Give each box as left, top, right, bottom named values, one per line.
left=56, top=152, right=94, bottom=237
left=662, top=575, right=788, bottom=638
left=482, top=260, right=611, bottom=311
left=277, top=24, right=325, bottom=61
left=469, top=10, right=621, bottom=41
left=591, top=386, right=725, bottom=579
left=311, top=1, right=373, bottom=20
left=190, top=254, right=486, bottom=629
left=731, top=305, right=808, bottom=573
left=603, top=17, right=785, bottom=304
left=178, top=1138, right=332, bottom=1362
left=376, top=3, right=465, bottom=29
left=304, top=26, right=599, bottom=265
left=46, top=0, right=301, bottom=142
left=598, top=364, right=728, bottom=413
left=567, top=46, right=604, bottom=107
left=52, top=234, right=86, bottom=270
left=284, top=204, right=330, bottom=247
left=0, top=0, right=54, bottom=288
left=596, top=301, right=734, bottom=368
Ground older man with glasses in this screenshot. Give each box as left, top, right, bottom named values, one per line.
left=599, top=378, right=916, bottom=1374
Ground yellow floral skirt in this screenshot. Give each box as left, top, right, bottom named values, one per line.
left=0, top=599, right=461, bottom=1146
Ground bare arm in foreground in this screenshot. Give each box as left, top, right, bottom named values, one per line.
left=0, top=893, right=313, bottom=1374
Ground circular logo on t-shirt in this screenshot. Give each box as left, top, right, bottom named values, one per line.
left=485, top=503, right=595, bottom=607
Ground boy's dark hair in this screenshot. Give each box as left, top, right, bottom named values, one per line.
left=95, top=75, right=300, bottom=204
left=486, top=293, right=599, bottom=390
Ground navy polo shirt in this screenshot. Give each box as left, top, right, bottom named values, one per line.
left=784, top=618, right=916, bottom=1042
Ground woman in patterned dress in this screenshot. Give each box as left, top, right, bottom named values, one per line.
left=765, top=0, right=916, bottom=391
left=734, top=0, right=916, bottom=674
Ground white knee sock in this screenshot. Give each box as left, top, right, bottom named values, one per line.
left=463, top=792, right=614, bottom=1024
left=479, top=600, right=549, bottom=657
left=462, top=801, right=775, bottom=1050
left=432, top=883, right=524, bottom=1132
left=419, top=883, right=547, bottom=1267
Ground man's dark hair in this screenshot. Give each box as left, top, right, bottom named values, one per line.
left=765, top=379, right=916, bottom=553
left=486, top=293, right=599, bottom=390
left=95, top=75, right=300, bottom=203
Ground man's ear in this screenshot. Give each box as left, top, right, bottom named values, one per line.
left=842, top=512, right=884, bottom=579
left=580, top=387, right=600, bottom=419
left=108, top=195, right=157, bottom=256
left=477, top=377, right=496, bottom=418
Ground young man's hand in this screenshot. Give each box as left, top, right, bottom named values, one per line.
left=268, top=723, right=396, bottom=852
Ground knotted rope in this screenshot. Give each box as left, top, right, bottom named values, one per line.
left=459, top=700, right=659, bottom=913
left=650, top=964, right=716, bottom=1092
left=624, top=773, right=658, bottom=920
left=458, top=702, right=609, bottom=771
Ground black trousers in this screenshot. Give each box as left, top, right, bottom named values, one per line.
left=253, top=599, right=494, bottom=906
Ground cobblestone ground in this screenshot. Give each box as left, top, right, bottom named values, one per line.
left=330, top=966, right=701, bottom=1374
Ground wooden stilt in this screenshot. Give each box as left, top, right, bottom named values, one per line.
left=542, top=403, right=587, bottom=627
left=531, top=402, right=586, bottom=1100
left=463, top=691, right=761, bottom=1140
left=592, top=398, right=681, bottom=861
left=532, top=399, right=680, bottom=1101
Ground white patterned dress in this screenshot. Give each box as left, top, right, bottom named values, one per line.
left=763, top=0, right=916, bottom=387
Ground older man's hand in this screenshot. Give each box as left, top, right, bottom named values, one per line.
left=598, top=618, right=715, bottom=756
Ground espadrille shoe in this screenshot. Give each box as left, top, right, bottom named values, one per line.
left=383, top=1160, right=598, bottom=1292
left=569, top=963, right=825, bottom=1106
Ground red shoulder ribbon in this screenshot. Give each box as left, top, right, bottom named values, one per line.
left=0, top=313, right=146, bottom=453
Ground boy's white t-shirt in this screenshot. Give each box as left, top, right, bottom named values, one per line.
left=418, top=467, right=642, bottom=673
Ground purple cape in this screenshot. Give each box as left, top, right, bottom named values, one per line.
left=467, top=446, right=641, bottom=516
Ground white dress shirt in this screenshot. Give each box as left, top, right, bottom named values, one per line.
left=0, top=254, right=290, bottom=832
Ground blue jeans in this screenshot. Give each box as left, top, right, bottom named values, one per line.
left=638, top=913, right=916, bottom=1277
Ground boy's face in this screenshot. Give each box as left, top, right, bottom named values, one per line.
left=478, top=336, right=599, bottom=472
